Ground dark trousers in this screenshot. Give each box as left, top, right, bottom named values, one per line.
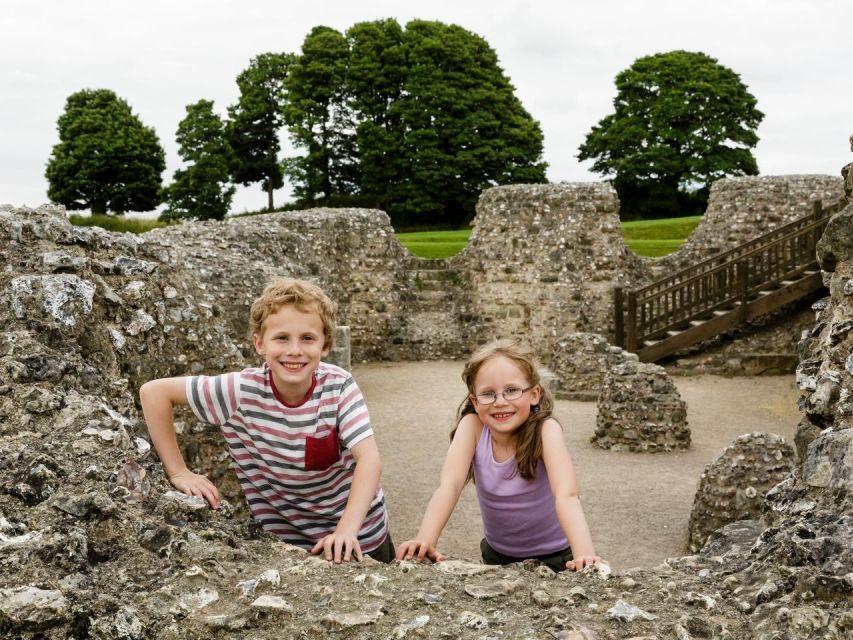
left=366, top=533, right=395, bottom=563
left=480, top=538, right=573, bottom=573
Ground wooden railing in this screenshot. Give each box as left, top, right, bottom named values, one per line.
left=614, top=198, right=846, bottom=355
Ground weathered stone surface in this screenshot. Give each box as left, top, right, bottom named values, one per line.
left=817, top=203, right=853, bottom=272
left=688, top=433, right=795, bottom=552
left=549, top=332, right=637, bottom=400
left=655, top=174, right=844, bottom=276
left=455, top=182, right=649, bottom=359
left=0, top=154, right=851, bottom=637
left=593, top=360, right=690, bottom=452
left=650, top=175, right=844, bottom=371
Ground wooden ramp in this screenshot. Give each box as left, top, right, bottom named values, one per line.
left=614, top=199, right=846, bottom=363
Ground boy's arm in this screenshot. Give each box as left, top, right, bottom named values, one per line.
left=139, top=377, right=220, bottom=509
left=541, top=419, right=602, bottom=571
left=395, top=413, right=481, bottom=563
left=311, top=434, right=381, bottom=563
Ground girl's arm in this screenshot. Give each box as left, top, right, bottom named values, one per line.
left=395, top=414, right=481, bottom=562
left=140, top=377, right=221, bottom=508
left=541, top=418, right=603, bottom=571
left=311, top=435, right=382, bottom=563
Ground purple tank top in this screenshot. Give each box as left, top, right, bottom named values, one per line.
left=472, top=425, right=569, bottom=557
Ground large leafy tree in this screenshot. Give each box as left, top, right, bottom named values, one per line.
left=161, top=100, right=235, bottom=222
left=282, top=19, right=546, bottom=227
left=284, top=26, right=356, bottom=203
left=227, top=52, right=294, bottom=211
left=345, top=19, right=408, bottom=212
left=578, top=50, right=764, bottom=219
left=393, top=20, right=546, bottom=226
left=45, top=89, right=165, bottom=214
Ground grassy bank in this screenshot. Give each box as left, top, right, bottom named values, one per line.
left=67, top=212, right=703, bottom=259
left=397, top=215, right=703, bottom=258
left=68, top=214, right=168, bottom=233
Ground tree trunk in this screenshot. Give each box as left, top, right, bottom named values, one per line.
left=91, top=201, right=106, bottom=215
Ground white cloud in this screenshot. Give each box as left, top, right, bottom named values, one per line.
left=2, top=0, right=850, bottom=214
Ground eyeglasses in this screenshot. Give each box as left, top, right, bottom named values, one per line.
left=474, top=385, right=535, bottom=405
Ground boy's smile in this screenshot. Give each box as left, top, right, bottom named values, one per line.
left=253, top=304, right=329, bottom=405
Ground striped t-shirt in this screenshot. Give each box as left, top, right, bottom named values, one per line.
left=185, top=361, right=389, bottom=552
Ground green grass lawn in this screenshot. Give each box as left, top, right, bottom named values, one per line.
left=67, top=212, right=702, bottom=259
left=397, top=215, right=703, bottom=259
left=620, top=215, right=702, bottom=241
left=394, top=229, right=471, bottom=259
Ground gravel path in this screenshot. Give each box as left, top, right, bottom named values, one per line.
left=355, top=361, right=800, bottom=570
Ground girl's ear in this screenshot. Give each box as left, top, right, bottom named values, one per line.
left=252, top=333, right=264, bottom=355
left=531, top=384, right=541, bottom=406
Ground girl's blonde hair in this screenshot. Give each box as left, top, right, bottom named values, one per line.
left=452, top=338, right=556, bottom=481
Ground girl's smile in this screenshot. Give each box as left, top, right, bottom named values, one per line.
left=471, top=356, right=540, bottom=435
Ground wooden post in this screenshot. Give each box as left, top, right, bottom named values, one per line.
left=737, top=261, right=748, bottom=324
left=613, top=286, right=625, bottom=348
left=626, top=291, right=638, bottom=352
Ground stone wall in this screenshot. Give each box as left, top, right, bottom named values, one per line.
left=1, top=149, right=852, bottom=636
left=687, top=432, right=795, bottom=552
left=653, top=174, right=844, bottom=277
left=5, top=175, right=839, bottom=374
left=453, top=183, right=649, bottom=359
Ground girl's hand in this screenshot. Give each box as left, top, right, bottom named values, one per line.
left=311, top=530, right=363, bottom=563
left=566, top=555, right=606, bottom=571
left=168, top=469, right=220, bottom=509
left=395, top=539, right=445, bottom=563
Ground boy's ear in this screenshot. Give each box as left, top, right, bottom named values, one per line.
left=252, top=333, right=264, bottom=355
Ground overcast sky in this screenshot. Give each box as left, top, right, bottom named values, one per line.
left=2, top=0, right=851, bottom=215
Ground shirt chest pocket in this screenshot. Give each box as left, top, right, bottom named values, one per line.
left=304, top=429, right=340, bottom=471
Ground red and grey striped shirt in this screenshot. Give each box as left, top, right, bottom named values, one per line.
left=185, top=362, right=388, bottom=552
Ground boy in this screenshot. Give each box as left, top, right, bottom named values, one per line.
left=140, top=278, right=392, bottom=563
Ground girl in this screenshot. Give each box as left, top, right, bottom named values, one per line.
left=396, top=339, right=602, bottom=572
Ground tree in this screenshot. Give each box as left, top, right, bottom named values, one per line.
left=398, top=20, right=547, bottom=226
left=345, top=19, right=408, bottom=212
left=161, top=100, right=235, bottom=222
left=227, top=53, right=294, bottom=211
left=280, top=20, right=546, bottom=227
left=284, top=26, right=356, bottom=203
left=45, top=89, right=165, bottom=214
left=578, top=50, right=764, bottom=219
left=344, top=19, right=546, bottom=227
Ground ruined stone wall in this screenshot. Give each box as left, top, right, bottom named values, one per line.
left=1, top=152, right=852, bottom=636
left=636, top=175, right=845, bottom=369
left=652, top=174, right=844, bottom=277
left=138, top=208, right=411, bottom=364
left=453, top=183, right=649, bottom=360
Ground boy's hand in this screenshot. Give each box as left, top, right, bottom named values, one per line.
left=168, top=469, right=220, bottom=510
left=566, top=555, right=605, bottom=571
left=311, top=530, right=363, bottom=563
left=395, top=539, right=444, bottom=563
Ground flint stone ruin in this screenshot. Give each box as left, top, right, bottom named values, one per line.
left=0, top=158, right=851, bottom=637
left=688, top=432, right=796, bottom=552
left=548, top=332, right=636, bottom=401
left=592, top=360, right=690, bottom=452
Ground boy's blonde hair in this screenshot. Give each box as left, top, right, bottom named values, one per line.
left=453, top=338, right=556, bottom=481
left=249, top=278, right=336, bottom=350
